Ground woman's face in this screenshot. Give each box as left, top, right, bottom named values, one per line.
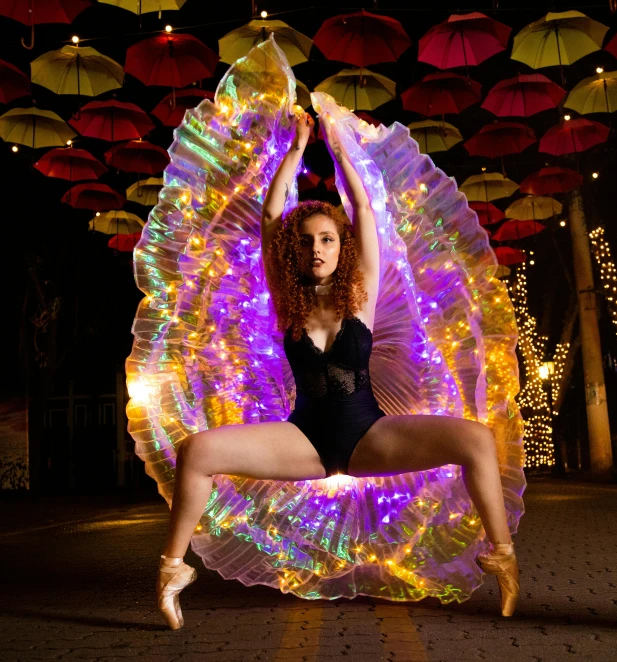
left=298, top=214, right=341, bottom=284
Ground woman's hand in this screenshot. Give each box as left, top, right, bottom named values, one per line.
left=292, top=111, right=314, bottom=151
left=321, top=113, right=346, bottom=163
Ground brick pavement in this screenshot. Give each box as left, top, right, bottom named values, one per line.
left=1, top=477, right=616, bottom=661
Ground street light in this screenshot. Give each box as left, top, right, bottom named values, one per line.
left=539, top=361, right=567, bottom=475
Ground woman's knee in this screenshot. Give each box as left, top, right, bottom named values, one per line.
left=177, top=430, right=217, bottom=473
left=461, top=421, right=497, bottom=464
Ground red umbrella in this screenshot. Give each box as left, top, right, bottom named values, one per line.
left=464, top=122, right=536, bottom=159
left=313, top=8, right=412, bottom=67
left=69, top=99, right=155, bottom=142
left=0, top=0, right=91, bottom=49
left=0, top=58, right=30, bottom=103
left=418, top=12, right=511, bottom=72
left=298, top=170, right=321, bottom=192
left=108, top=231, right=142, bottom=252
left=401, top=72, right=481, bottom=116
left=125, top=33, right=219, bottom=89
left=61, top=182, right=126, bottom=210
left=494, top=246, right=526, bottom=265
left=104, top=140, right=170, bottom=174
left=519, top=166, right=583, bottom=194
left=469, top=201, right=504, bottom=225
left=492, top=219, right=545, bottom=242
left=152, top=88, right=214, bottom=126
left=539, top=118, right=609, bottom=155
left=481, top=74, right=566, bottom=118
left=34, top=147, right=107, bottom=181
left=605, top=33, right=617, bottom=60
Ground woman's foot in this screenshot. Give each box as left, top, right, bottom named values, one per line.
left=156, top=555, right=198, bottom=630
left=476, top=541, right=520, bottom=617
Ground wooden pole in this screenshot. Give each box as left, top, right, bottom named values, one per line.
left=568, top=188, right=613, bottom=479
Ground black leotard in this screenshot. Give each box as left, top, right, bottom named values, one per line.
left=283, top=316, right=387, bottom=477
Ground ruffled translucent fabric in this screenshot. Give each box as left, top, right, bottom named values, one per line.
left=126, top=34, right=526, bottom=604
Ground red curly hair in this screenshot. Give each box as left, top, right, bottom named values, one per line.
left=265, top=200, right=368, bottom=341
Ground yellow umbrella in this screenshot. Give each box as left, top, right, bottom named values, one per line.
left=126, top=177, right=163, bottom=206
left=219, top=20, right=313, bottom=67
left=564, top=69, right=617, bottom=114
left=407, top=120, right=463, bottom=154
left=98, top=1, right=187, bottom=24
left=460, top=172, right=519, bottom=202
left=89, top=210, right=145, bottom=234
left=31, top=45, right=124, bottom=97
left=495, top=265, right=511, bottom=279
left=314, top=68, right=396, bottom=111
left=0, top=107, right=76, bottom=148
left=505, top=195, right=562, bottom=220
left=296, top=79, right=312, bottom=110
left=511, top=11, right=608, bottom=72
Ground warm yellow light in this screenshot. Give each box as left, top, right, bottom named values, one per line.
left=560, top=220, right=566, bottom=227
left=564, top=114, right=571, bottom=121
left=596, top=67, right=604, bottom=74
left=71, top=35, right=79, bottom=44
left=165, top=25, right=173, bottom=33
left=592, top=172, right=599, bottom=179
left=95, top=211, right=100, bottom=216
left=11, top=145, right=18, bottom=152
left=261, top=10, right=267, bottom=18
left=127, top=378, right=154, bottom=404
left=481, top=166, right=487, bottom=172
left=67, top=139, right=72, bottom=146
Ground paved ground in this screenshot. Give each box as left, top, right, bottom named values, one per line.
left=1, top=477, right=616, bottom=662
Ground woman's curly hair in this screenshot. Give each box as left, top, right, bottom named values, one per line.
left=265, top=200, right=368, bottom=341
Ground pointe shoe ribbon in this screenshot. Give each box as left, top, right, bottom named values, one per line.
left=476, top=542, right=520, bottom=618
left=156, top=555, right=197, bottom=630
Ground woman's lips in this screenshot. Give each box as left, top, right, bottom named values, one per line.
left=311, top=260, right=324, bottom=266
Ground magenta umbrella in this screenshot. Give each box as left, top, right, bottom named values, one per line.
left=539, top=118, right=609, bottom=155
left=481, top=74, right=566, bottom=118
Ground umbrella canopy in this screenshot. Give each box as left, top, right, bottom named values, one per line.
left=464, top=121, right=536, bottom=158
left=400, top=72, right=481, bottom=116
left=606, top=33, right=617, bottom=60
left=34, top=146, right=107, bottom=180
left=125, top=33, right=219, bottom=88
left=62, top=182, right=126, bottom=210
left=0, top=106, right=76, bottom=148
left=69, top=99, right=155, bottom=141
left=104, top=139, right=170, bottom=173
left=298, top=170, right=322, bottom=192
left=481, top=74, right=566, bottom=118
left=418, top=12, right=511, bottom=70
left=564, top=70, right=617, bottom=115
left=492, top=219, right=545, bottom=242
left=219, top=19, right=313, bottom=67
left=460, top=172, right=519, bottom=202
left=89, top=210, right=144, bottom=234
left=505, top=195, right=562, bottom=220
left=511, top=11, right=609, bottom=69
left=468, top=201, right=505, bottom=225
left=313, top=8, right=412, bottom=67
left=407, top=119, right=463, bottom=153
left=494, top=246, right=526, bottom=266
left=151, top=88, right=214, bottom=126
left=519, top=166, right=583, bottom=194
left=314, top=68, right=396, bottom=111
left=30, top=45, right=124, bottom=97
left=108, top=231, right=143, bottom=252
left=0, top=59, right=31, bottom=103
left=539, top=118, right=609, bottom=155
left=98, top=0, right=186, bottom=16
left=126, top=177, right=164, bottom=206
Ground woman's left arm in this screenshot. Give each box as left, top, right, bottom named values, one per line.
left=323, top=116, right=380, bottom=283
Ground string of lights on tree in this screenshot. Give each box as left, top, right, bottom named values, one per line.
left=589, top=226, right=617, bottom=333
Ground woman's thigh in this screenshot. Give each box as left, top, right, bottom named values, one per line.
left=179, top=421, right=327, bottom=481
left=347, top=414, right=495, bottom=478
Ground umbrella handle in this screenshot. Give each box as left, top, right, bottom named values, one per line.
left=21, top=24, right=35, bottom=50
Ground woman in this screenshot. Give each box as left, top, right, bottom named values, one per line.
left=155, top=110, right=520, bottom=630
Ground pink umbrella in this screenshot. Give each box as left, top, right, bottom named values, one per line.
left=481, top=74, right=566, bottom=118
left=539, top=118, right=609, bottom=155
left=464, top=122, right=536, bottom=159
left=401, top=72, right=482, bottom=116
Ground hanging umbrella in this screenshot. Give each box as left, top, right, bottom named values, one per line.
left=464, top=121, right=536, bottom=159
left=89, top=210, right=144, bottom=234
left=126, top=177, right=163, bottom=206
left=152, top=88, right=213, bottom=125
left=219, top=19, right=313, bottom=67
left=400, top=72, right=481, bottom=117
left=495, top=264, right=512, bottom=278
left=0, top=59, right=31, bottom=103
left=494, top=246, right=526, bottom=265
left=418, top=12, right=511, bottom=73
left=0, top=106, right=76, bottom=148
left=460, top=172, right=519, bottom=202
left=313, top=8, right=411, bottom=68
left=34, top=146, right=107, bottom=181
left=314, top=68, right=396, bottom=111
left=481, top=74, right=566, bottom=118
left=69, top=99, right=155, bottom=141
left=108, top=231, right=143, bottom=252
left=606, top=33, right=617, bottom=60
left=407, top=119, right=463, bottom=153
left=539, top=118, right=609, bottom=155
left=62, top=182, right=126, bottom=210
left=492, top=219, right=545, bottom=242
left=295, top=80, right=312, bottom=110
left=511, top=11, right=609, bottom=83
left=98, top=1, right=186, bottom=30
left=564, top=70, right=617, bottom=115
left=104, top=139, right=170, bottom=173
left=298, top=170, right=322, bottom=192
left=0, top=0, right=91, bottom=49
left=468, top=201, right=504, bottom=225
left=323, top=173, right=337, bottom=193
left=519, top=166, right=583, bottom=195
left=505, top=195, right=562, bottom=220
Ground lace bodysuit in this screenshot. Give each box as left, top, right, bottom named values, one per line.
left=283, top=316, right=387, bottom=476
